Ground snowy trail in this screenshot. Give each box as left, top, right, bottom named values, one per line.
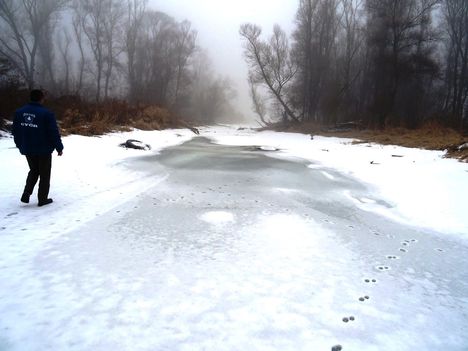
left=1, top=136, right=467, bottom=351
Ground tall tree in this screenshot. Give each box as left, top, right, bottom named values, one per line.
left=73, top=0, right=106, bottom=101
left=102, top=0, right=125, bottom=99
left=336, top=0, right=365, bottom=121
left=240, top=23, right=299, bottom=123
left=442, top=0, right=468, bottom=128
left=365, top=0, right=439, bottom=128
left=0, top=0, right=66, bottom=89
left=291, top=0, right=340, bottom=123
left=173, top=20, right=197, bottom=110
left=57, top=29, right=72, bottom=94
left=125, top=0, right=147, bottom=103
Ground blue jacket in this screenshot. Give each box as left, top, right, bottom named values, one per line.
left=13, top=102, right=64, bottom=155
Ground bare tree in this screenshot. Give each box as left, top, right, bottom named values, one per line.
left=73, top=0, right=106, bottom=102
left=57, top=29, right=72, bottom=94
left=240, top=23, right=299, bottom=123
left=131, top=10, right=177, bottom=104
left=442, top=0, right=468, bottom=128
left=173, top=20, right=197, bottom=109
left=125, top=0, right=147, bottom=103
left=186, top=50, right=237, bottom=123
left=292, top=0, right=340, bottom=123
left=102, top=0, right=125, bottom=99
left=336, top=0, right=364, bottom=120
left=71, top=9, right=87, bottom=95
left=365, top=0, right=439, bottom=127
left=248, top=74, right=269, bottom=125
left=0, top=0, right=66, bottom=89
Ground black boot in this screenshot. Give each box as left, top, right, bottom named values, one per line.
left=38, top=198, right=53, bottom=207
left=21, top=193, right=30, bottom=203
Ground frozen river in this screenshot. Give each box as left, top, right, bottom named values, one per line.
left=1, top=137, right=467, bottom=351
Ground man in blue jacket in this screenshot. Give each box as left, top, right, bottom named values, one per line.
left=13, top=89, right=64, bottom=207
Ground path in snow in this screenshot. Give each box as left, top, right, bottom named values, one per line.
left=1, top=137, right=467, bottom=351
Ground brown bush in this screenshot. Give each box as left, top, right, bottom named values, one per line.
left=53, top=98, right=184, bottom=136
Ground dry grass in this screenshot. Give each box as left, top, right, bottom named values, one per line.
left=277, top=120, right=468, bottom=162
left=55, top=98, right=185, bottom=136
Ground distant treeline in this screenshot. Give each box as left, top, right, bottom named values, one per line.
left=241, top=0, right=468, bottom=130
left=0, top=0, right=238, bottom=126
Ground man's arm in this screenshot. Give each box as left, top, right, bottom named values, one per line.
left=12, top=112, right=20, bottom=149
left=47, top=111, right=64, bottom=155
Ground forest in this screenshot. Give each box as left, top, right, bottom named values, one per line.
left=0, top=0, right=238, bottom=133
left=241, top=0, right=468, bottom=132
left=1, top=0, right=468, bottom=135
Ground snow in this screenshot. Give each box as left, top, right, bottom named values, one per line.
left=0, top=129, right=193, bottom=239
left=200, top=126, right=468, bottom=236
left=200, top=211, right=235, bottom=225
left=1, top=124, right=468, bottom=351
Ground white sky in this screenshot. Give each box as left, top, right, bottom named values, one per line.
left=149, top=0, right=298, bottom=120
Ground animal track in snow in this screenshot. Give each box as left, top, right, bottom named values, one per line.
left=375, top=265, right=391, bottom=271
left=364, top=278, right=377, bottom=284
left=358, top=296, right=370, bottom=302
left=386, top=255, right=399, bottom=260
left=331, top=345, right=343, bottom=351
left=342, top=316, right=355, bottom=323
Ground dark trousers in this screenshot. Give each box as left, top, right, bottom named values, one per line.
left=24, top=154, right=52, bottom=201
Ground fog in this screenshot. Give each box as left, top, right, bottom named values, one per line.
left=2, top=0, right=465, bottom=129
left=151, top=0, right=298, bottom=121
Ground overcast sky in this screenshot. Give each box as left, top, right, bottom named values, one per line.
left=149, top=0, right=298, bottom=121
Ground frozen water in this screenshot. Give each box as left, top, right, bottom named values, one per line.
left=0, top=136, right=467, bottom=351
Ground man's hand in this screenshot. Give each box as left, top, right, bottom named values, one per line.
left=58, top=151, right=63, bottom=156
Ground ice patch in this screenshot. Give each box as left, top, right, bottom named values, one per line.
left=359, top=197, right=377, bottom=204
left=274, top=187, right=300, bottom=194
left=321, top=171, right=336, bottom=180
left=343, top=190, right=405, bottom=225
left=199, top=211, right=235, bottom=225
left=258, top=145, right=278, bottom=151
left=307, top=164, right=323, bottom=169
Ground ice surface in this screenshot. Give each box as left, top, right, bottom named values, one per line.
left=1, top=126, right=468, bottom=351
left=200, top=211, right=235, bottom=225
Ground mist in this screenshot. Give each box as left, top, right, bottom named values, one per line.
left=1, top=0, right=467, bottom=130
left=152, top=0, right=297, bottom=121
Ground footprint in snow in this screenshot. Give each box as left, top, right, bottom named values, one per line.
left=375, top=265, right=391, bottom=271
left=364, top=278, right=377, bottom=284
left=386, top=255, right=399, bottom=260
left=331, top=345, right=343, bottom=351
left=342, top=316, right=355, bottom=323
left=6, top=212, right=18, bottom=217
left=359, top=296, right=370, bottom=302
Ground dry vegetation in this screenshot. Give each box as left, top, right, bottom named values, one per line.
left=276, top=121, right=468, bottom=162
left=0, top=94, right=194, bottom=137
left=47, top=97, right=188, bottom=136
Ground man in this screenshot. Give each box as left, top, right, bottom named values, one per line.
left=12, top=89, right=64, bottom=207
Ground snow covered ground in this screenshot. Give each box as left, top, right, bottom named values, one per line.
left=0, top=125, right=467, bottom=351
left=200, top=126, right=468, bottom=236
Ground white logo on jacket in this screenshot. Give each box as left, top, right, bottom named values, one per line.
left=21, top=113, right=38, bottom=128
